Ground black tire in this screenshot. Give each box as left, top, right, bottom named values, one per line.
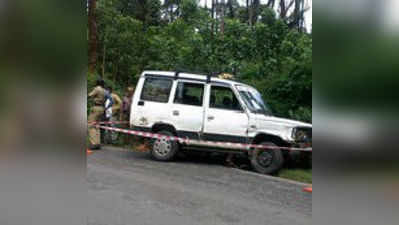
left=150, top=130, right=179, bottom=161
left=250, top=142, right=284, bottom=175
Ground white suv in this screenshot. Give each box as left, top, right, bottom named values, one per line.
left=130, top=71, right=312, bottom=174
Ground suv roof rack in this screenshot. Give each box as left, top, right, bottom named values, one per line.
left=207, top=72, right=221, bottom=83
left=174, top=71, right=181, bottom=80
left=173, top=70, right=221, bottom=83
left=206, top=74, right=212, bottom=83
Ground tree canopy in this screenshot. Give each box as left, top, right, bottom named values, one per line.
left=88, top=0, right=312, bottom=122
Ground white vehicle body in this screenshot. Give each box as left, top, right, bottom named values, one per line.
left=130, top=71, right=312, bottom=148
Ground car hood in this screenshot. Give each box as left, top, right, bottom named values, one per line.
left=256, top=115, right=312, bottom=128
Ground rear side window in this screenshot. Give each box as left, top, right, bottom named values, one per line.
left=210, top=86, right=242, bottom=111
left=141, top=77, right=173, bottom=103
left=174, top=82, right=204, bottom=106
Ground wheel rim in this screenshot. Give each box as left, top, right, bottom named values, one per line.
left=153, top=137, right=172, bottom=157
left=257, top=151, right=274, bottom=167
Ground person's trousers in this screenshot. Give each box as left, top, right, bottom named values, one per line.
left=103, top=114, right=119, bottom=144
left=88, top=106, right=104, bottom=147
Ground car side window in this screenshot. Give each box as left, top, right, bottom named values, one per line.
left=210, top=86, right=242, bottom=111
left=140, top=77, right=173, bottom=103
left=174, top=82, right=204, bottom=106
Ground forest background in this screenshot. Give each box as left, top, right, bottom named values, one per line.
left=87, top=0, right=312, bottom=122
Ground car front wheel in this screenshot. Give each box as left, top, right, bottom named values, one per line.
left=150, top=130, right=179, bottom=161
left=250, top=142, right=284, bottom=174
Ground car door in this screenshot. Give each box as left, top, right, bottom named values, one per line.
left=171, top=81, right=206, bottom=140
left=203, top=84, right=249, bottom=143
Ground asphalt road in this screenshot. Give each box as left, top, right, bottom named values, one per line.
left=87, top=146, right=311, bottom=225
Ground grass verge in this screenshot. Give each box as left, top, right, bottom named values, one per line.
left=277, top=169, right=312, bottom=184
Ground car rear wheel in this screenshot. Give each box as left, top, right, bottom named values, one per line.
left=250, top=142, right=284, bottom=175
left=151, top=130, right=179, bottom=161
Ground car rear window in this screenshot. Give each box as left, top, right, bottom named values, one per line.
left=141, top=77, right=173, bottom=103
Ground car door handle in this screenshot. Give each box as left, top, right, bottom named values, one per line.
left=208, top=115, right=215, bottom=120
left=138, top=101, right=144, bottom=106
left=173, top=110, right=179, bottom=116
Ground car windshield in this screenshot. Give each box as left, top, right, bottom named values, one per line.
left=238, top=87, right=272, bottom=116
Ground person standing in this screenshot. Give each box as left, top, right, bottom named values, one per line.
left=110, top=88, right=122, bottom=122
left=88, top=79, right=106, bottom=150
left=120, top=87, right=135, bottom=145
left=121, top=86, right=147, bottom=151
left=103, top=86, right=113, bottom=144
left=121, top=87, right=134, bottom=123
left=110, top=87, right=122, bottom=143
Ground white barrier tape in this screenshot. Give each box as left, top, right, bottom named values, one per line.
left=97, top=125, right=312, bottom=152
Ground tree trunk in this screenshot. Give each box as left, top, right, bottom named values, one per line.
left=246, top=0, right=249, bottom=25
left=215, top=0, right=219, bottom=33
left=279, top=0, right=287, bottom=19
left=267, top=0, right=276, bottom=8
left=211, top=0, right=215, bottom=36
left=170, top=5, right=173, bottom=22
left=220, top=0, right=225, bottom=34
left=252, top=0, right=260, bottom=25
left=280, top=0, right=295, bottom=20
left=292, top=0, right=301, bottom=30
left=227, top=0, right=234, bottom=18
left=249, top=0, right=253, bottom=26
left=102, top=41, right=106, bottom=78
left=88, top=0, right=97, bottom=75
left=288, top=0, right=306, bottom=31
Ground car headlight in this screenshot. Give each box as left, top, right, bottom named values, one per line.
left=292, top=128, right=312, bottom=142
